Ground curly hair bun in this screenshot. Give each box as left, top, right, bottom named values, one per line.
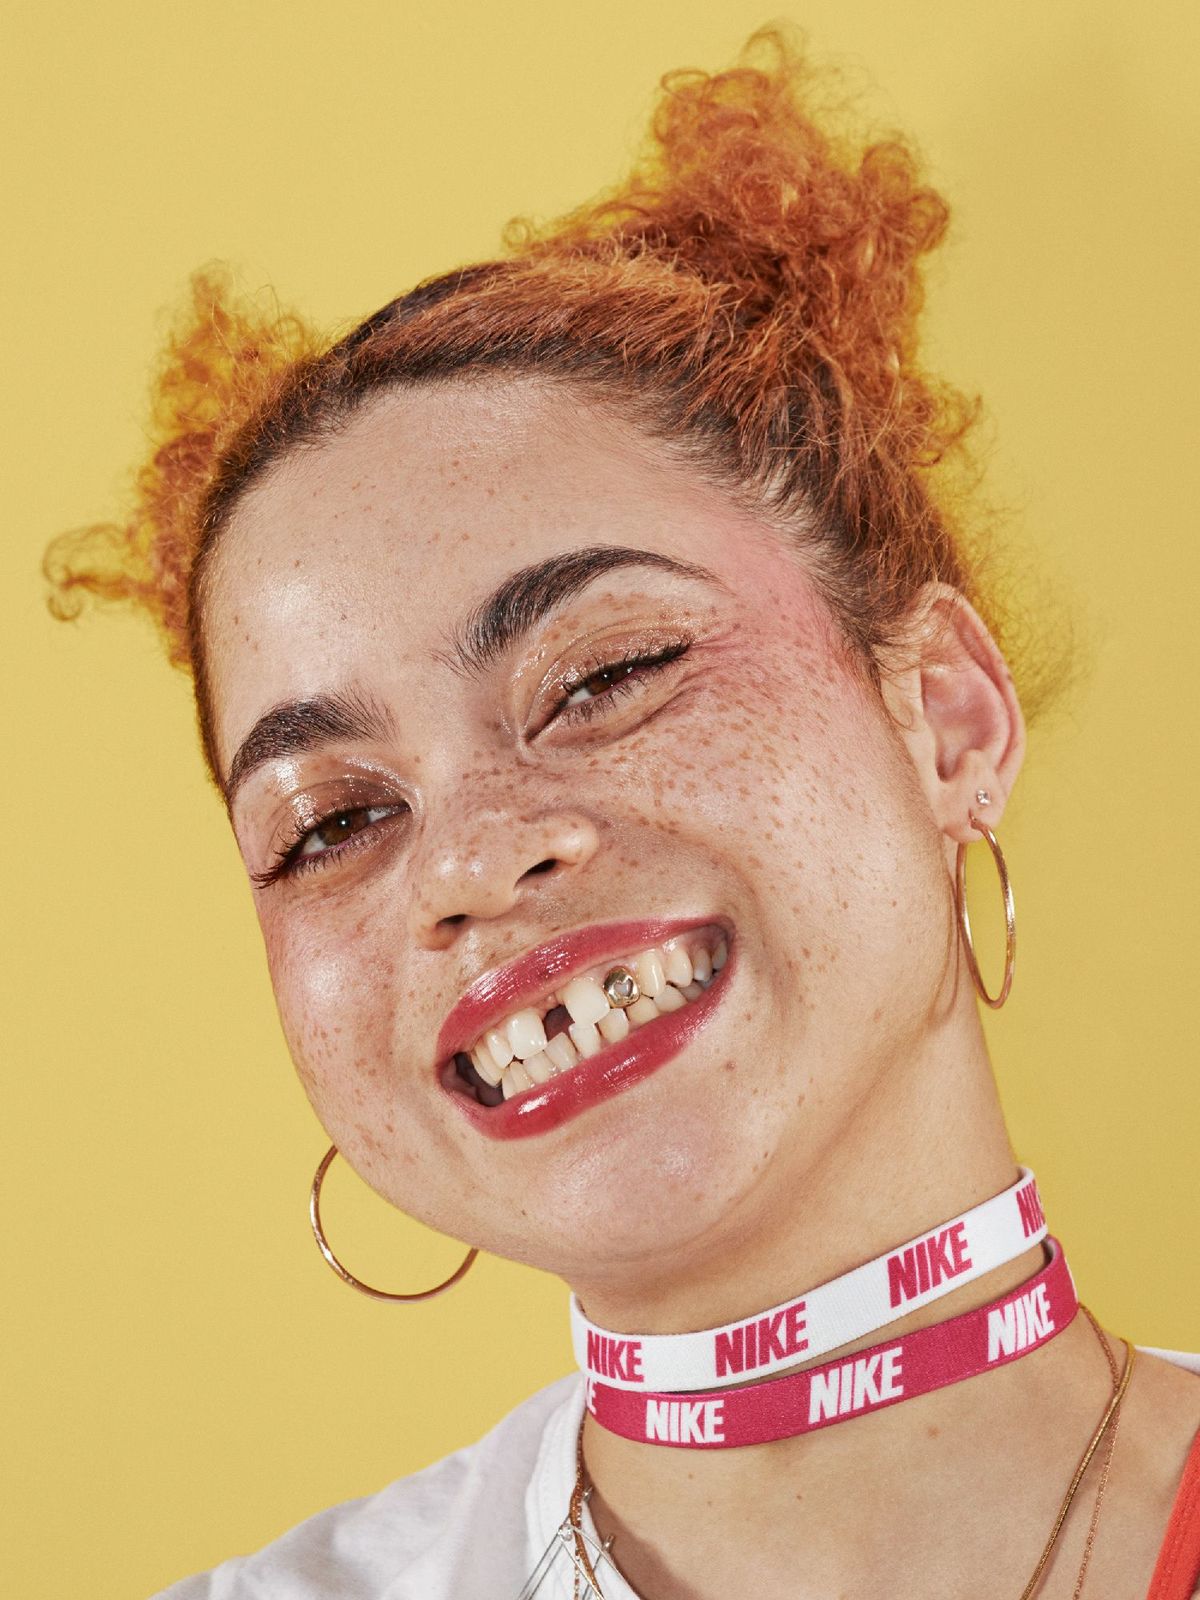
left=42, top=25, right=1071, bottom=787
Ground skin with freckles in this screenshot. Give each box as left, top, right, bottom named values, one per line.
left=204, top=375, right=1200, bottom=1599
left=208, top=376, right=1003, bottom=1294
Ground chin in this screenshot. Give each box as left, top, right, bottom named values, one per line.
left=482, top=1096, right=782, bottom=1281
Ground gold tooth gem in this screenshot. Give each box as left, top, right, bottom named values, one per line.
left=602, top=965, right=641, bottom=1009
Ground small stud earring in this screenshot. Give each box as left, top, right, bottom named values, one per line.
left=975, top=789, right=992, bottom=806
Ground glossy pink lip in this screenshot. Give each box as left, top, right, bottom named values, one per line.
left=434, top=917, right=734, bottom=1139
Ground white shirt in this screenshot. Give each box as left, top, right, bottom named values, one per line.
left=155, top=1372, right=622, bottom=1600
left=155, top=1351, right=1200, bottom=1600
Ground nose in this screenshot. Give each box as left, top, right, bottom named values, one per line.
left=408, top=803, right=601, bottom=948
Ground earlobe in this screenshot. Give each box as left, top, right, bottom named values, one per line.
left=888, top=583, right=1027, bottom=844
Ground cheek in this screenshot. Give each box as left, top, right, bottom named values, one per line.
left=612, top=616, right=939, bottom=1023
left=598, top=610, right=896, bottom=887
left=259, top=906, right=400, bottom=1117
left=261, top=915, right=456, bottom=1202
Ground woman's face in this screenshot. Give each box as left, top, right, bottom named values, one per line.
left=205, top=377, right=965, bottom=1290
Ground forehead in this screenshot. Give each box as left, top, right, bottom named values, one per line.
left=203, top=377, right=794, bottom=768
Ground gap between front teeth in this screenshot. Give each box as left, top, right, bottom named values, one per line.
left=460, top=934, right=728, bottom=1101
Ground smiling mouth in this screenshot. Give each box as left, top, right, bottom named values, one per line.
left=440, top=926, right=729, bottom=1108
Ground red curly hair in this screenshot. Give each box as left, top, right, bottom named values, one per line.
left=42, top=28, right=1067, bottom=795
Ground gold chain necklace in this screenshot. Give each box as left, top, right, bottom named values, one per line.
left=1019, top=1305, right=1135, bottom=1599
left=568, top=1304, right=1136, bottom=1600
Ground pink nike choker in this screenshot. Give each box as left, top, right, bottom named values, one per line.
left=585, top=1235, right=1075, bottom=1448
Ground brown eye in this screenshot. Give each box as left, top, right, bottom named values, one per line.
left=562, top=659, right=642, bottom=706
left=299, top=806, right=390, bottom=857
left=553, top=640, right=692, bottom=726
left=250, top=803, right=409, bottom=890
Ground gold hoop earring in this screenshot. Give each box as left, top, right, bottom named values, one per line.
left=954, top=810, right=1016, bottom=1009
left=309, top=1144, right=478, bottom=1302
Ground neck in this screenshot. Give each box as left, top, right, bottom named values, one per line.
left=570, top=1013, right=1018, bottom=1334
left=573, top=1031, right=1119, bottom=1598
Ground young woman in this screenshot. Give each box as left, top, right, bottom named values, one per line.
left=43, top=31, right=1200, bottom=1600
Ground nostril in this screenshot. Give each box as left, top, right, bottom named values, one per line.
left=521, top=858, right=559, bottom=880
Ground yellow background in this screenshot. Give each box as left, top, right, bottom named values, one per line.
left=5, top=3, right=1197, bottom=1595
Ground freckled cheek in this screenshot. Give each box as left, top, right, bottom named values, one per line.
left=258, top=911, right=401, bottom=1103
left=623, top=642, right=881, bottom=844
left=628, top=645, right=912, bottom=962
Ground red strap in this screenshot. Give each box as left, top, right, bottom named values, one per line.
left=1147, top=1427, right=1200, bottom=1600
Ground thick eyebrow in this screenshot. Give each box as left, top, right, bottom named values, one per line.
left=437, top=544, right=726, bottom=678
left=223, top=685, right=398, bottom=810
left=224, top=545, right=725, bottom=807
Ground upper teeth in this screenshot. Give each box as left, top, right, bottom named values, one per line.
left=462, top=932, right=728, bottom=1099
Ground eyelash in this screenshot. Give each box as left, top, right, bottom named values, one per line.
left=249, top=804, right=405, bottom=890
left=553, top=637, right=692, bottom=725
left=250, top=636, right=693, bottom=889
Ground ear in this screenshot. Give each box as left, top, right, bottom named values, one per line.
left=879, top=582, right=1027, bottom=845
